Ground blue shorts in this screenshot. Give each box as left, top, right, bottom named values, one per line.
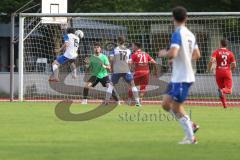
left=166, top=82, right=193, bottom=103
left=111, top=73, right=133, bottom=84
left=56, top=55, right=69, bottom=64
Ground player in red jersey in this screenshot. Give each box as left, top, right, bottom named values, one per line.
left=128, top=42, right=157, bottom=103
left=208, top=39, right=236, bottom=108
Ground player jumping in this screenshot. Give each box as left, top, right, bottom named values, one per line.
left=128, top=42, right=158, bottom=103
left=49, top=28, right=80, bottom=82
left=207, top=39, right=236, bottom=108
left=81, top=42, right=120, bottom=105
left=159, top=6, right=201, bottom=144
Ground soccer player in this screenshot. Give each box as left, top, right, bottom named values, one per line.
left=81, top=42, right=119, bottom=105
left=159, top=6, right=201, bottom=144
left=107, top=36, right=141, bottom=107
left=49, top=28, right=80, bottom=82
left=207, top=39, right=236, bottom=108
left=128, top=42, right=158, bottom=102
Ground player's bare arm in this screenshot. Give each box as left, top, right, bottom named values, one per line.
left=207, top=57, right=215, bottom=72
left=231, top=62, right=237, bottom=72
left=158, top=47, right=179, bottom=59
left=55, top=42, right=68, bottom=53
left=192, top=48, right=201, bottom=60
left=149, top=59, right=158, bottom=77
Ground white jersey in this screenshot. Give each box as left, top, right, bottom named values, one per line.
left=63, top=33, right=80, bottom=59
left=170, top=26, right=198, bottom=83
left=110, top=46, right=131, bottom=73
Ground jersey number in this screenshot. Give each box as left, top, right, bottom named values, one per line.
left=74, top=39, right=79, bottom=48
left=137, top=54, right=147, bottom=63
left=119, top=51, right=127, bottom=61
left=221, top=54, right=228, bottom=66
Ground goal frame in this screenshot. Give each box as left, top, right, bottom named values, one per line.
left=18, top=12, right=240, bottom=102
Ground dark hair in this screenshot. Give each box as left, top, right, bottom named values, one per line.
left=220, top=39, right=228, bottom=47
left=172, top=6, right=187, bottom=23
left=118, top=36, right=125, bottom=45
left=133, top=42, right=142, bottom=49
left=93, top=42, right=101, bottom=47
left=67, top=28, right=75, bottom=34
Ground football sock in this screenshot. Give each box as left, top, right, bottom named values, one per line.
left=105, top=84, right=113, bottom=101
left=128, top=89, right=133, bottom=99
left=52, top=64, right=59, bottom=79
left=178, top=115, right=194, bottom=140
left=83, top=87, right=89, bottom=99
left=132, top=86, right=140, bottom=104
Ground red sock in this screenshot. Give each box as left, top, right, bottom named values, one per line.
left=220, top=94, right=227, bottom=108
left=128, top=89, right=133, bottom=99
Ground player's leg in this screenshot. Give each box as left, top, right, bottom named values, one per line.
left=139, top=73, right=149, bottom=99
left=128, top=73, right=140, bottom=105
left=216, top=75, right=226, bottom=108
left=222, top=73, right=233, bottom=94
left=105, top=73, right=121, bottom=103
left=100, top=76, right=120, bottom=105
left=69, top=59, right=77, bottom=79
left=50, top=55, right=68, bottom=81
left=82, top=76, right=98, bottom=104
left=124, top=73, right=141, bottom=106
left=163, top=82, right=197, bottom=144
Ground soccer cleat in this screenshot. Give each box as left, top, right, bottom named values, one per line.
left=192, top=122, right=200, bottom=133
left=81, top=99, right=88, bottom=105
left=48, top=77, right=60, bottom=82
left=135, top=102, right=142, bottom=107
left=116, top=101, right=121, bottom=106
left=178, top=137, right=198, bottom=144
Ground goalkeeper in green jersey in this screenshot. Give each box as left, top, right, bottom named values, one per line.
left=81, top=42, right=120, bottom=105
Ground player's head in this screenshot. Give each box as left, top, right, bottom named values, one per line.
left=172, top=6, right=187, bottom=25
left=132, top=42, right=142, bottom=52
left=93, top=42, right=102, bottom=55
left=66, top=27, right=75, bottom=34
left=118, top=36, right=125, bottom=45
left=220, top=39, right=228, bottom=48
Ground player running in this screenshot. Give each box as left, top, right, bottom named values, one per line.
left=81, top=42, right=119, bottom=105
left=49, top=28, right=80, bottom=82
left=207, top=39, right=236, bottom=108
left=107, top=36, right=141, bottom=107
left=159, top=6, right=201, bottom=144
left=128, top=42, right=158, bottom=103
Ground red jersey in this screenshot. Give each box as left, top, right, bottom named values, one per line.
left=131, top=49, right=154, bottom=73
left=211, top=48, right=236, bottom=71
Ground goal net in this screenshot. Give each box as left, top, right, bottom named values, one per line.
left=19, top=13, right=240, bottom=105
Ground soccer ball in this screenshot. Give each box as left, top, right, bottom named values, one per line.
left=75, top=30, right=84, bottom=39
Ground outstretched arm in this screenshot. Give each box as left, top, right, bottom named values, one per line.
left=207, top=57, right=215, bottom=72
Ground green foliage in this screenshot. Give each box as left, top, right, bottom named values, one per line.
left=1, top=0, right=240, bottom=22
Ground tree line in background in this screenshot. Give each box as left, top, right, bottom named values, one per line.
left=1, top=0, right=240, bottom=22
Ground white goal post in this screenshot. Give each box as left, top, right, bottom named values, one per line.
left=18, top=12, right=240, bottom=105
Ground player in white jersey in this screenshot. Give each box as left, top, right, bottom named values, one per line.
left=107, top=36, right=141, bottom=106
left=49, top=28, right=80, bottom=82
left=159, top=6, right=201, bottom=144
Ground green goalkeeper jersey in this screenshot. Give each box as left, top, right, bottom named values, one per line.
left=89, top=53, right=110, bottom=78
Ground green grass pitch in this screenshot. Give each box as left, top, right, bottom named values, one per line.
left=0, top=102, right=240, bottom=160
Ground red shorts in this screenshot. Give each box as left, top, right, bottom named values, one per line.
left=134, top=71, right=149, bottom=92
left=216, top=70, right=232, bottom=93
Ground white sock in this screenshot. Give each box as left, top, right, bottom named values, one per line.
left=52, top=64, right=58, bottom=71
left=178, top=115, right=194, bottom=140
left=105, top=84, right=113, bottom=101
left=132, top=86, right=140, bottom=103
left=73, top=68, right=77, bottom=77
